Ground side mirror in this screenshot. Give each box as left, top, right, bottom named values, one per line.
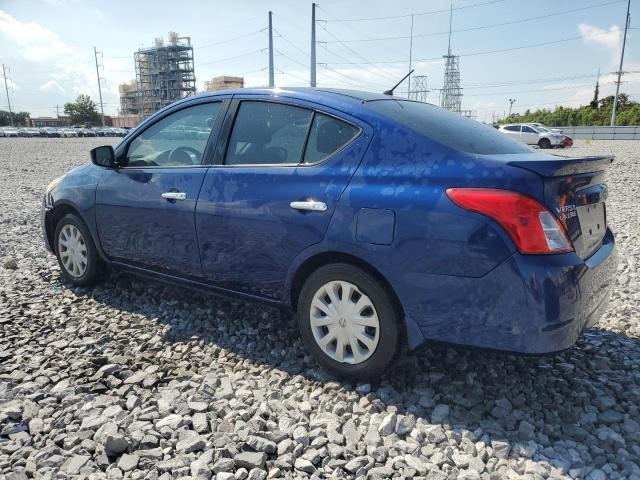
left=90, top=145, right=117, bottom=168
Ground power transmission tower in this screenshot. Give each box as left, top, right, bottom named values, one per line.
left=2, top=64, right=14, bottom=126
left=93, top=46, right=106, bottom=126
left=440, top=4, right=462, bottom=113
left=410, top=75, right=429, bottom=102
left=56, top=104, right=60, bottom=120
left=508, top=98, right=516, bottom=116
left=268, top=11, right=274, bottom=88
left=611, top=0, right=631, bottom=126
left=310, top=3, right=317, bottom=87
left=591, top=69, right=600, bottom=107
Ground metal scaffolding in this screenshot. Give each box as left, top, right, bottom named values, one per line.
left=135, top=32, right=196, bottom=119
left=409, top=75, right=429, bottom=103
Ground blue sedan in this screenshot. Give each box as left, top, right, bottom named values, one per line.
left=42, top=88, right=617, bottom=379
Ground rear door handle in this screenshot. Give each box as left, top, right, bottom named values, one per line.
left=290, top=200, right=327, bottom=212
left=161, top=192, right=187, bottom=201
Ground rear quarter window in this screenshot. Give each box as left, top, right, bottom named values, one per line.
left=366, top=100, right=532, bottom=155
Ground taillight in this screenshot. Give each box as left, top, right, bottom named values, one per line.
left=446, top=188, right=573, bottom=254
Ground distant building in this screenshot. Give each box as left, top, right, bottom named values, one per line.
left=135, top=31, right=197, bottom=119
left=105, top=115, right=140, bottom=128
left=119, top=80, right=141, bottom=116
left=29, top=116, right=70, bottom=127
left=205, top=76, right=244, bottom=92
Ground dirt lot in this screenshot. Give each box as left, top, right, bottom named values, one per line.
left=0, top=138, right=639, bottom=479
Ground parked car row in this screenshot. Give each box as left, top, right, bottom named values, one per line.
left=0, top=126, right=128, bottom=138
left=496, top=123, right=572, bottom=148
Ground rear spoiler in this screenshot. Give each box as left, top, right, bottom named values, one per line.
left=507, top=155, right=614, bottom=177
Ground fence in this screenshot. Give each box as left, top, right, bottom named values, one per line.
left=558, top=126, right=640, bottom=140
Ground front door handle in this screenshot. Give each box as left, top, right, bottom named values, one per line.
left=290, top=200, right=327, bottom=212
left=161, top=192, right=187, bottom=201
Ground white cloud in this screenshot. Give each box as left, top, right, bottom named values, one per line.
left=0, top=10, right=129, bottom=115
left=578, top=23, right=621, bottom=52
left=0, top=10, right=77, bottom=63
left=39, top=79, right=66, bottom=93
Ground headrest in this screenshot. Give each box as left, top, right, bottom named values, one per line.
left=234, top=117, right=272, bottom=144
left=316, top=121, right=350, bottom=154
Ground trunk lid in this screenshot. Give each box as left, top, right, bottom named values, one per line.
left=507, top=154, right=613, bottom=259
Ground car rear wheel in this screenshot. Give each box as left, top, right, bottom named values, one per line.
left=538, top=138, right=551, bottom=149
left=54, top=213, right=105, bottom=286
left=297, top=263, right=401, bottom=380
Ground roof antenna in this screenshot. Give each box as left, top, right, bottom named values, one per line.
left=383, top=69, right=415, bottom=96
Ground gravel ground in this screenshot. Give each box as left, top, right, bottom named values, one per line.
left=0, top=138, right=639, bottom=480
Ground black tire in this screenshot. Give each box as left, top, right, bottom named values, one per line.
left=54, top=213, right=104, bottom=286
left=297, top=263, right=401, bottom=381
left=538, top=138, right=551, bottom=149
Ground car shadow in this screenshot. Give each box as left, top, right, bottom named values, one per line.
left=73, top=271, right=639, bottom=478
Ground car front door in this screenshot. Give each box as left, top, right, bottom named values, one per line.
left=521, top=125, right=539, bottom=144
left=195, top=98, right=371, bottom=300
left=95, top=99, right=228, bottom=276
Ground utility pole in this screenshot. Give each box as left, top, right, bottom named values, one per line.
left=93, top=46, right=106, bottom=127
left=508, top=98, right=516, bottom=117
left=56, top=104, right=60, bottom=121
left=408, top=14, right=414, bottom=99
left=611, top=0, right=631, bottom=126
left=310, top=3, right=317, bottom=87
left=2, top=64, right=14, bottom=126
left=268, top=11, right=275, bottom=88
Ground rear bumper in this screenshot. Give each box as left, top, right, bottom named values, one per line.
left=402, top=228, right=617, bottom=354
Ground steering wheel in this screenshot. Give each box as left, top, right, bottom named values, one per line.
left=168, top=146, right=202, bottom=165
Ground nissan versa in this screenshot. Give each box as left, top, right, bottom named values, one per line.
left=42, top=88, right=617, bottom=379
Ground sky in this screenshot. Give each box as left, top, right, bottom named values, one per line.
left=0, top=0, right=637, bottom=123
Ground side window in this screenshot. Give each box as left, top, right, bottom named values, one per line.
left=126, top=102, right=221, bottom=167
left=303, top=113, right=359, bottom=164
left=225, top=101, right=312, bottom=165
left=522, top=126, right=536, bottom=133
left=504, top=125, right=520, bottom=132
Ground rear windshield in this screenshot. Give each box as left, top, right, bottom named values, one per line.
left=366, top=99, right=532, bottom=155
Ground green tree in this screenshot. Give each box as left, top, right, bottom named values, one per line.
left=64, top=94, right=100, bottom=125
left=0, top=110, right=30, bottom=126
left=499, top=93, right=639, bottom=126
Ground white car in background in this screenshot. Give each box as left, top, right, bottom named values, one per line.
left=59, top=128, right=79, bottom=138
left=526, top=122, right=563, bottom=134
left=498, top=123, right=564, bottom=149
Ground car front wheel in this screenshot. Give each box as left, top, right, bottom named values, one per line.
left=297, top=263, right=401, bottom=380
left=54, top=213, right=105, bottom=286
left=538, top=138, right=551, bottom=149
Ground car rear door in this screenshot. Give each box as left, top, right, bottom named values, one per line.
left=95, top=98, right=228, bottom=277
left=195, top=96, right=371, bottom=300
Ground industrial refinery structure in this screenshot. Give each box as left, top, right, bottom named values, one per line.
left=135, top=32, right=197, bottom=118
left=119, top=32, right=197, bottom=119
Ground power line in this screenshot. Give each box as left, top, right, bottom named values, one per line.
left=325, top=0, right=508, bottom=22
left=323, top=0, right=624, bottom=44
left=275, top=68, right=308, bottom=84
left=273, top=28, right=310, bottom=58
left=325, top=27, right=637, bottom=65
left=198, top=48, right=265, bottom=66
left=464, top=81, right=616, bottom=97
left=317, top=22, right=399, bottom=81
left=319, top=64, right=389, bottom=90
left=196, top=30, right=264, bottom=50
